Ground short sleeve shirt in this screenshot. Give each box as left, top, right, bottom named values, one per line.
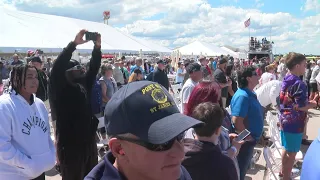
left=181, top=79, right=197, bottom=113
left=231, top=88, right=264, bottom=140
left=279, top=75, right=308, bottom=133
left=176, top=68, right=184, bottom=83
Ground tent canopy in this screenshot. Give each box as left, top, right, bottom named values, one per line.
left=0, top=8, right=171, bottom=53
left=176, top=41, right=230, bottom=56
left=220, top=46, right=239, bottom=58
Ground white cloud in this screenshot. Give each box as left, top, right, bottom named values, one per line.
left=1, top=0, right=320, bottom=54
left=303, top=0, right=320, bottom=12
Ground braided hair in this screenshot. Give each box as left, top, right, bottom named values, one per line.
left=10, top=64, right=36, bottom=95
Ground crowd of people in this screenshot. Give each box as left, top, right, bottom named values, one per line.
left=0, top=29, right=319, bottom=180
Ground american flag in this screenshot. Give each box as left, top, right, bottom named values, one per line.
left=244, top=18, right=250, bottom=28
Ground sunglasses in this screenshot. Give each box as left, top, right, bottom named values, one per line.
left=66, top=65, right=84, bottom=71
left=116, top=133, right=185, bottom=152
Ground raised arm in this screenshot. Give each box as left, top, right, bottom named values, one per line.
left=50, top=29, right=90, bottom=90
left=85, top=34, right=102, bottom=92
left=50, top=42, right=76, bottom=89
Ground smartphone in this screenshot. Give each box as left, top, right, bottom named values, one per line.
left=235, top=129, right=251, bottom=142
left=85, top=32, right=98, bottom=41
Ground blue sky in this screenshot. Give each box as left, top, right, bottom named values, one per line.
left=1, top=0, right=320, bottom=54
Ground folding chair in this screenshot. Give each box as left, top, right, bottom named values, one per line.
left=267, top=113, right=303, bottom=165
left=263, top=147, right=282, bottom=180
left=171, top=84, right=182, bottom=104
left=263, top=147, right=300, bottom=180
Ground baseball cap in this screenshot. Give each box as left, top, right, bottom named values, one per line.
left=219, top=58, right=228, bottom=65
left=105, top=81, right=203, bottom=144
left=29, top=56, right=42, bottom=63
left=157, top=59, right=165, bottom=64
left=186, top=62, right=201, bottom=74
left=66, top=59, right=80, bottom=69
left=317, top=60, right=320, bottom=65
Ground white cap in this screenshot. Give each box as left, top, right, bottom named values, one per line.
left=317, top=60, right=320, bottom=65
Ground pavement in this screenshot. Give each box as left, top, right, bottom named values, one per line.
left=44, top=109, right=320, bottom=180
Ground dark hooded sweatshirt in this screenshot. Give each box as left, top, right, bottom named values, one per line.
left=182, top=138, right=238, bottom=180
left=50, top=42, right=101, bottom=156
left=84, top=152, right=192, bottom=180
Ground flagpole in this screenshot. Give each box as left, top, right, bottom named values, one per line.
left=248, top=17, right=251, bottom=51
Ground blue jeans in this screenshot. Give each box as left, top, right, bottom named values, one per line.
left=237, top=141, right=256, bottom=180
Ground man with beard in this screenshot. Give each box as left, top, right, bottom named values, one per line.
left=50, top=29, right=102, bottom=179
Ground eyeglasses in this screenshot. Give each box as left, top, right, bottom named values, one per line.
left=66, top=65, right=84, bottom=71
left=115, top=133, right=185, bottom=152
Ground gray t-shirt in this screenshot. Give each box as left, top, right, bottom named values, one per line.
left=99, top=76, right=117, bottom=107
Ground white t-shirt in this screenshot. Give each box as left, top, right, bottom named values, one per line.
left=260, top=72, right=276, bottom=85
left=175, top=68, right=184, bottom=83
left=180, top=78, right=198, bottom=113
left=255, top=80, right=282, bottom=108
left=310, top=65, right=320, bottom=83
left=277, top=63, right=287, bottom=81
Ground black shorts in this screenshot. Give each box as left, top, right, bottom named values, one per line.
left=310, top=82, right=318, bottom=92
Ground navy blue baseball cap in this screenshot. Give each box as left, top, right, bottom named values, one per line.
left=105, top=81, right=203, bottom=144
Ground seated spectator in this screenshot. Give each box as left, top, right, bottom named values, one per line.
left=183, top=102, right=238, bottom=180
left=85, top=81, right=202, bottom=180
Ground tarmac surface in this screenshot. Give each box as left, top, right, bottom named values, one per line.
left=45, top=108, right=320, bottom=180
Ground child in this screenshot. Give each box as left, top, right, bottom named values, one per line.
left=279, top=52, right=317, bottom=180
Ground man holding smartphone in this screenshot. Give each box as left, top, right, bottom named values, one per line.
left=230, top=66, right=263, bottom=180
left=50, top=29, right=102, bottom=179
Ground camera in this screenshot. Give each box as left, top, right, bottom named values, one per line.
left=85, top=32, right=98, bottom=41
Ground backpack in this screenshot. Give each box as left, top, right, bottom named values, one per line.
left=91, top=80, right=102, bottom=115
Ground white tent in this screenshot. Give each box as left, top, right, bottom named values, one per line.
left=176, top=41, right=230, bottom=56
left=221, top=46, right=248, bottom=59
left=220, top=46, right=239, bottom=58
left=0, top=8, right=171, bottom=53
left=123, top=34, right=172, bottom=53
